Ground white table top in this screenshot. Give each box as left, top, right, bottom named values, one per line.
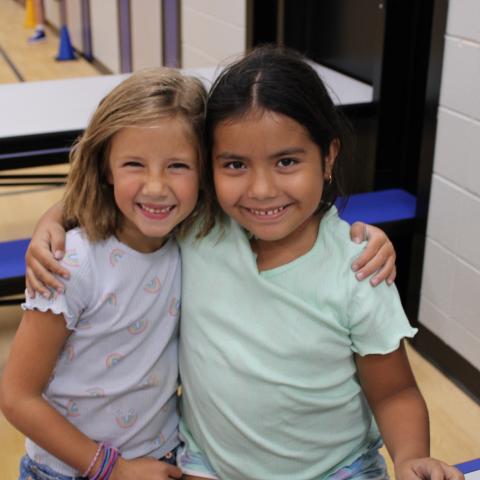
left=0, top=64, right=373, bottom=139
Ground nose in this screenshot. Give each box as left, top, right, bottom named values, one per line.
left=143, top=171, right=168, bottom=197
left=247, top=169, right=277, bottom=200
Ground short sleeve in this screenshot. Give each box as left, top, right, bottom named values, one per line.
left=347, top=278, right=417, bottom=356
left=22, top=229, right=94, bottom=330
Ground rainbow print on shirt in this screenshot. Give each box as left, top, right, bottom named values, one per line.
left=143, top=276, right=161, bottom=293
left=62, top=249, right=80, bottom=267
left=63, top=344, right=75, bottom=363
left=168, top=297, right=180, bottom=317
left=76, top=317, right=92, bottom=329
left=66, top=399, right=80, bottom=417
left=86, top=387, right=106, bottom=397
left=109, top=248, right=125, bottom=267
left=105, top=352, right=123, bottom=368
left=115, top=408, right=138, bottom=429
left=127, top=319, right=149, bottom=335
left=152, top=433, right=166, bottom=447
left=141, top=373, right=160, bottom=388
left=103, top=292, right=117, bottom=307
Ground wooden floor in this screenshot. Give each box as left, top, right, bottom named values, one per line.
left=0, top=0, right=479, bottom=477
left=0, top=0, right=99, bottom=83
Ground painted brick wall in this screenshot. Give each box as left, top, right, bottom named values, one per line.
left=419, top=0, right=480, bottom=370
left=181, top=0, right=247, bottom=68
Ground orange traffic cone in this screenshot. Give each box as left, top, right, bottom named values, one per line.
left=24, top=0, right=36, bottom=28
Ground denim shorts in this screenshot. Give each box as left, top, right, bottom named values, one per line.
left=18, top=447, right=180, bottom=480
left=328, top=439, right=388, bottom=480
left=19, top=455, right=83, bottom=480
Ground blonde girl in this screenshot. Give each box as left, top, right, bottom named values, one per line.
left=1, top=68, right=206, bottom=480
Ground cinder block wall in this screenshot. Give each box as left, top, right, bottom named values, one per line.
left=181, top=0, right=247, bottom=68
left=419, top=0, right=480, bottom=371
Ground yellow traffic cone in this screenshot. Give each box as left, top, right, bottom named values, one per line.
left=24, top=0, right=36, bottom=28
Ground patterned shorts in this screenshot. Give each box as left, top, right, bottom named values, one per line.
left=18, top=446, right=181, bottom=480
left=328, top=439, right=388, bottom=480
left=177, top=437, right=388, bottom=479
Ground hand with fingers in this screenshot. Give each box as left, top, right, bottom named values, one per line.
left=349, top=222, right=396, bottom=286
left=25, top=206, right=69, bottom=299
left=395, top=457, right=464, bottom=480
left=110, top=456, right=183, bottom=480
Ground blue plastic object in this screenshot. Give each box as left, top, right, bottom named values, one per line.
left=456, top=458, right=480, bottom=475
left=336, top=188, right=417, bottom=225
left=0, top=238, right=29, bottom=281
left=56, top=25, right=76, bottom=61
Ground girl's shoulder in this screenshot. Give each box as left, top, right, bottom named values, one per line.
left=61, top=228, right=120, bottom=282
left=320, top=207, right=365, bottom=260
left=64, top=228, right=120, bottom=259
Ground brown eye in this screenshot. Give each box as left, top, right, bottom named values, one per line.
left=277, top=158, right=298, bottom=168
left=225, top=161, right=245, bottom=170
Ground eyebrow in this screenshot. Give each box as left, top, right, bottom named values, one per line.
left=215, top=147, right=306, bottom=161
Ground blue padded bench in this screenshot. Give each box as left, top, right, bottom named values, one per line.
left=456, top=458, right=480, bottom=478
left=0, top=238, right=29, bottom=306
left=336, top=188, right=417, bottom=226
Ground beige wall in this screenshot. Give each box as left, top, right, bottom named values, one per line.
left=90, top=0, right=120, bottom=73
left=181, top=0, right=247, bottom=68
left=65, top=0, right=83, bottom=52
left=44, top=0, right=61, bottom=28
left=131, top=0, right=163, bottom=70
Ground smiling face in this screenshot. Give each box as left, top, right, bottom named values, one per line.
left=108, top=117, right=199, bottom=252
left=213, top=109, right=337, bottom=263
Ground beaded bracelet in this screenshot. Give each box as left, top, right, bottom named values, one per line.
left=82, top=442, right=105, bottom=478
left=90, top=445, right=120, bottom=480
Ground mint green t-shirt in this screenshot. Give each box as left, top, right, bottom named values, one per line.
left=178, top=207, right=417, bottom=480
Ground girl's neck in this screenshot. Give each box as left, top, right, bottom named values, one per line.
left=251, top=215, right=321, bottom=271
left=115, top=225, right=168, bottom=254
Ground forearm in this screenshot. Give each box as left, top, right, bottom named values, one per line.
left=2, top=394, right=97, bottom=474
left=373, top=386, right=429, bottom=465
left=34, top=201, right=65, bottom=230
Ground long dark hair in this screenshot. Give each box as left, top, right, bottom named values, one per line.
left=199, top=45, right=354, bottom=236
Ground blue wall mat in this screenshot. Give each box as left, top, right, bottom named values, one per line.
left=0, top=238, right=29, bottom=280
left=336, top=188, right=417, bottom=225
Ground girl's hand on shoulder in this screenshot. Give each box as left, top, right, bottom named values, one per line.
left=395, top=457, right=464, bottom=480
left=111, top=456, right=182, bottom=479
left=25, top=222, right=69, bottom=299
left=350, top=222, right=396, bottom=286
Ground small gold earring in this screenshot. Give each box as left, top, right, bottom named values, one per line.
left=326, top=174, right=333, bottom=184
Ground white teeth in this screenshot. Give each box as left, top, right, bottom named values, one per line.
left=140, top=204, right=173, bottom=214
left=249, top=206, right=285, bottom=216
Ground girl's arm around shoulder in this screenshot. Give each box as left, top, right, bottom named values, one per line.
left=349, top=221, right=396, bottom=286
left=25, top=201, right=69, bottom=299
left=355, top=343, right=463, bottom=480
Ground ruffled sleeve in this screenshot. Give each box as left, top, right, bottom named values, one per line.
left=22, top=229, right=94, bottom=330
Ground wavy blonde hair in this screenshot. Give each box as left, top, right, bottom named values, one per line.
left=63, top=68, right=207, bottom=241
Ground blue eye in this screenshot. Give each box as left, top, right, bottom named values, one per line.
left=169, top=162, right=190, bottom=169
left=123, top=161, right=143, bottom=168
